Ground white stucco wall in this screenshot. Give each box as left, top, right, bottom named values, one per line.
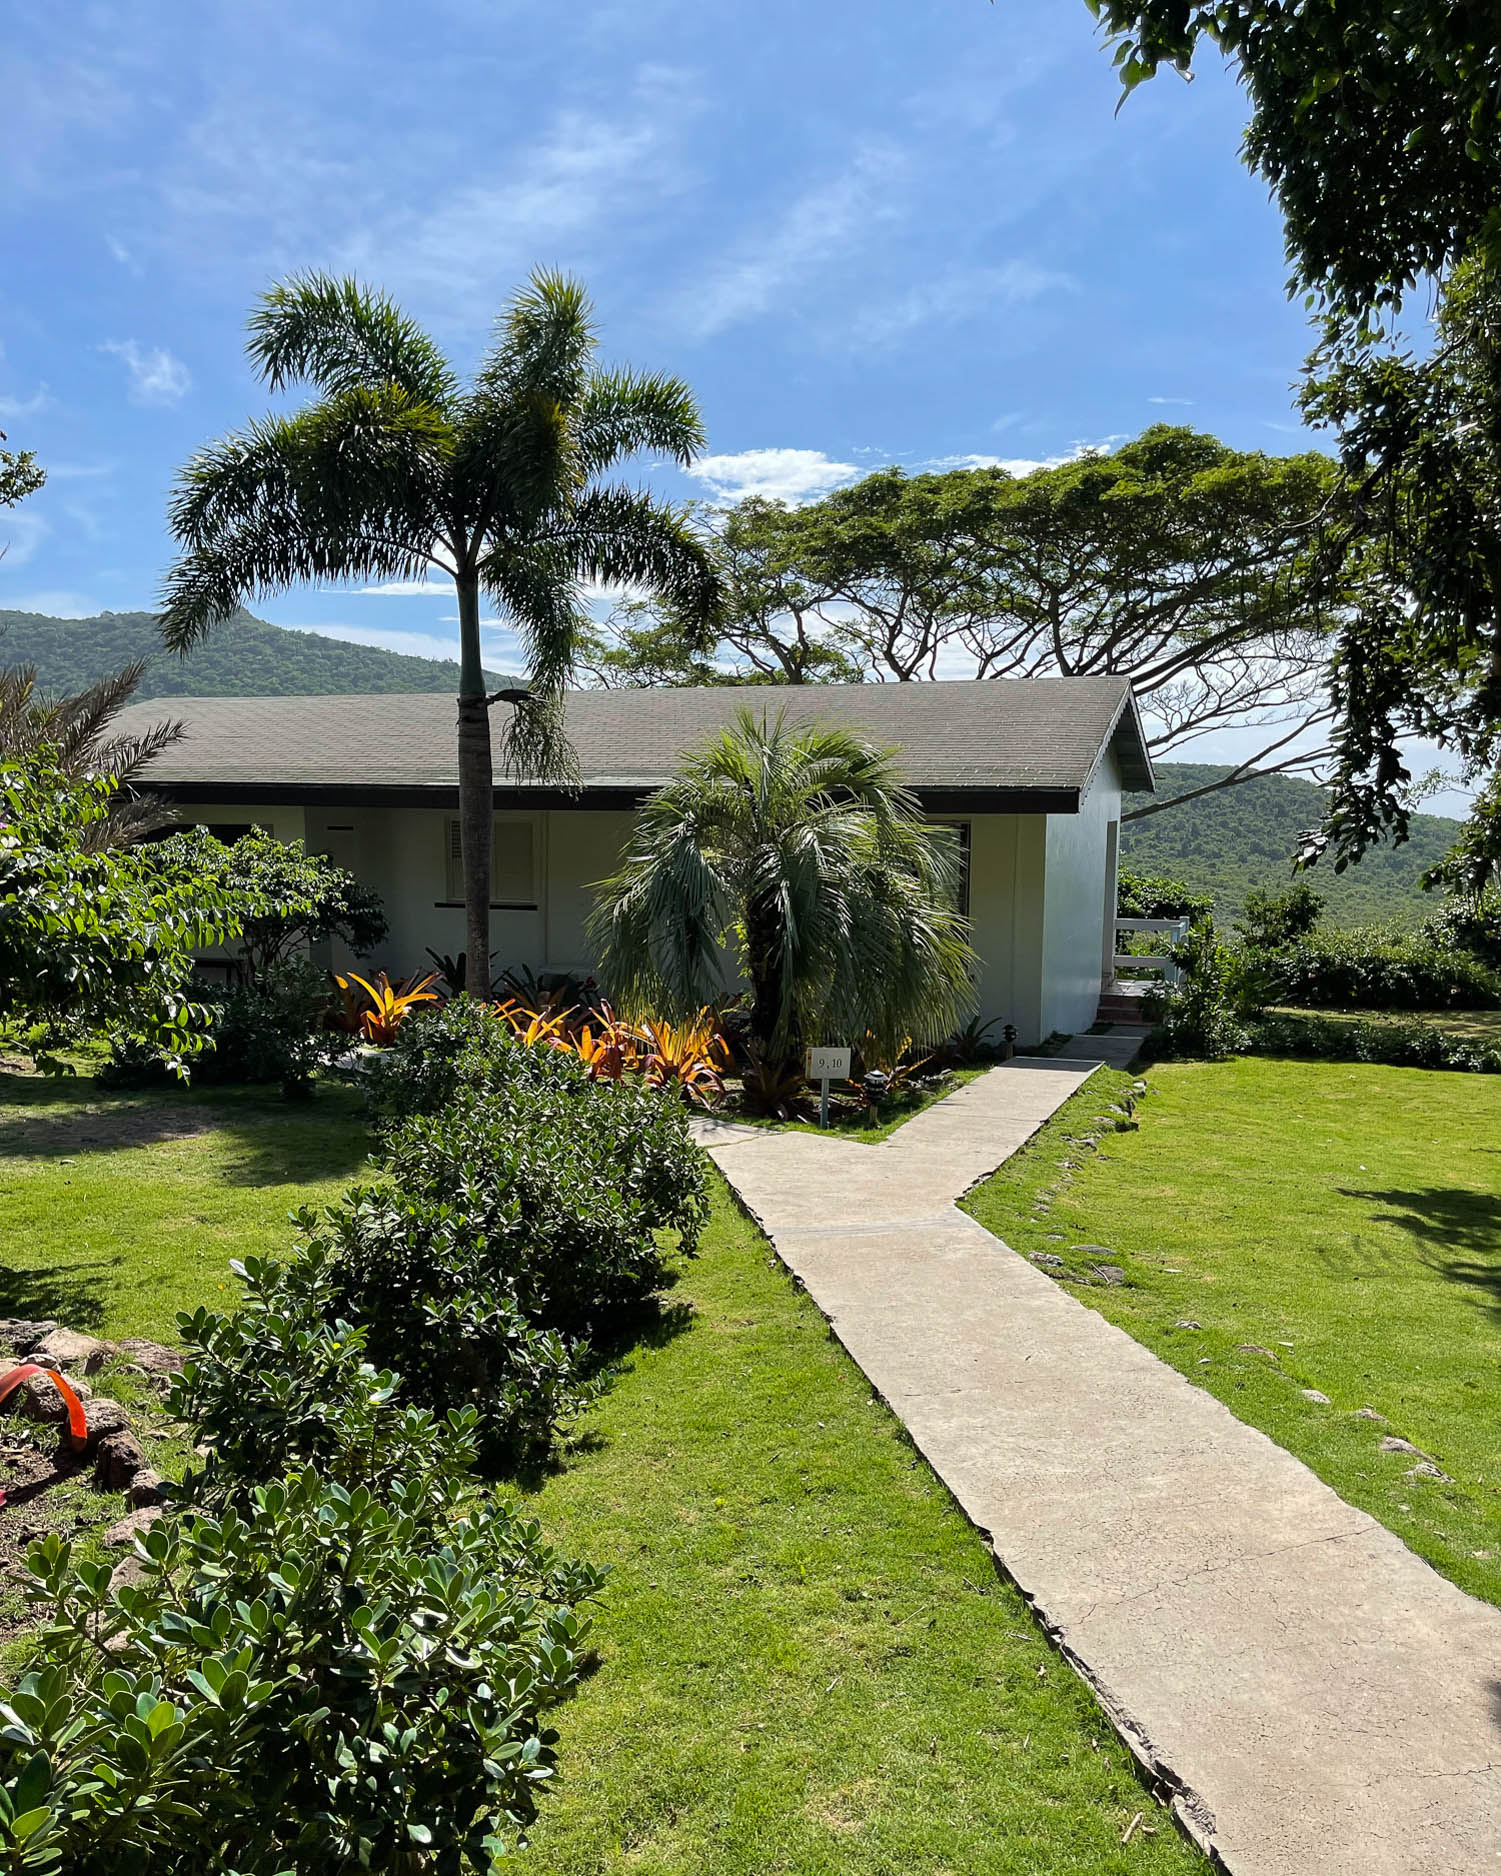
left=964, top=813, right=1047, bottom=1042
left=173, top=785, right=1120, bottom=1041
left=1038, top=751, right=1123, bottom=1037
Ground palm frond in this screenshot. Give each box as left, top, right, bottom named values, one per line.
left=543, top=485, right=721, bottom=637
left=474, top=270, right=596, bottom=409
left=575, top=369, right=706, bottom=478
left=247, top=272, right=457, bottom=407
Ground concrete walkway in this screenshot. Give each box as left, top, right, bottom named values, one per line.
left=695, top=1060, right=1501, bottom=1875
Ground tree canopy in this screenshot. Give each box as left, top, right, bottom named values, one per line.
left=594, top=426, right=1347, bottom=795
left=1087, top=0, right=1501, bottom=314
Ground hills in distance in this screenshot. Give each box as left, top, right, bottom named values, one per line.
left=0, top=607, right=504, bottom=698
left=1124, top=763, right=1461, bottom=930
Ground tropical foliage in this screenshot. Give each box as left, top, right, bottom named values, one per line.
left=0, top=660, right=184, bottom=847
left=0, top=755, right=233, bottom=1072
left=592, top=708, right=977, bottom=1067
left=159, top=270, right=718, bottom=993
left=336, top=969, right=439, bottom=1044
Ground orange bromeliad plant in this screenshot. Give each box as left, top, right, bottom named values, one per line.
left=493, top=998, right=573, bottom=1051
left=337, top=970, right=440, bottom=1044
left=639, top=1011, right=730, bottom=1107
left=571, top=1004, right=646, bottom=1081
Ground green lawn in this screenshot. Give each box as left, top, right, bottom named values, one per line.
left=963, top=1056, right=1501, bottom=1607
left=517, top=1180, right=1202, bottom=1874
left=1270, top=1005, right=1501, bottom=1044
left=0, top=1074, right=374, bottom=1338
left=0, top=1073, right=1203, bottom=1872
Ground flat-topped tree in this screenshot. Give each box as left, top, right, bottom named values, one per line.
left=159, top=271, right=719, bottom=994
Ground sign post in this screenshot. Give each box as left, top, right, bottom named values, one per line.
left=805, top=1046, right=852, bottom=1129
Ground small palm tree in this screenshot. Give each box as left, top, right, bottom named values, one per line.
left=159, top=271, right=718, bottom=994
left=592, top=708, right=978, bottom=1067
left=0, top=660, right=184, bottom=847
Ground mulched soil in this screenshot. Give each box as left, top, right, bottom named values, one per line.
left=0, top=1434, right=95, bottom=1644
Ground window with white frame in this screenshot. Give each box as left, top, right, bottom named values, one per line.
left=442, top=815, right=539, bottom=908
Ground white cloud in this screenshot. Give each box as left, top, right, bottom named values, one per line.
left=923, top=451, right=1060, bottom=477
left=850, top=261, right=1075, bottom=347
left=0, top=587, right=99, bottom=617
left=354, top=579, right=453, bottom=596
left=0, top=511, right=47, bottom=567
left=334, top=68, right=700, bottom=330
left=100, top=340, right=191, bottom=406
left=1148, top=395, right=1194, bottom=407
left=681, top=142, right=907, bottom=339
left=0, top=386, right=50, bottom=420
left=685, top=448, right=860, bottom=505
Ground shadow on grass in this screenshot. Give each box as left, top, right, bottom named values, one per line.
left=0, top=1253, right=119, bottom=1331
left=0, top=1074, right=374, bottom=1189
left=1341, top=1184, right=1501, bottom=1313
left=507, top=1296, right=697, bottom=1494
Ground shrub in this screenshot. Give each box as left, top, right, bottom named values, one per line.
left=1116, top=863, right=1213, bottom=924
left=1248, top=1010, right=1501, bottom=1074
left=1266, top=927, right=1501, bottom=1009
left=169, top=1239, right=499, bottom=1494
left=1150, top=919, right=1250, bottom=1060
left=1238, top=880, right=1325, bottom=950
left=3, top=1466, right=602, bottom=1873
left=364, top=995, right=576, bottom=1123
left=100, top=956, right=333, bottom=1097
left=1421, top=888, right=1501, bottom=971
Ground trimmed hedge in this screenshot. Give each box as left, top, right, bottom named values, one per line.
left=1264, top=928, right=1501, bottom=1010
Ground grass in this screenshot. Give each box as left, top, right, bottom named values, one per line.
left=0, top=1070, right=1205, bottom=1867
left=517, top=1179, right=1205, bottom=1874
left=724, top=1065, right=989, bottom=1143
left=0, top=1073, right=374, bottom=1339
left=1270, top=1004, right=1501, bottom=1045
left=962, top=1055, right=1501, bottom=1608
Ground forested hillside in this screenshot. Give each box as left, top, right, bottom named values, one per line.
left=1124, top=763, right=1461, bottom=928
left=0, top=608, right=504, bottom=697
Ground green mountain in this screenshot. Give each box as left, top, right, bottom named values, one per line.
left=1124, top=762, right=1462, bottom=929
left=0, top=608, right=504, bottom=698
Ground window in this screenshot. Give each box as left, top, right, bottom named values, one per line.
left=930, top=819, right=971, bottom=917
left=442, top=816, right=539, bottom=909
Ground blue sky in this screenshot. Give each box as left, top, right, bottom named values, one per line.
left=10, top=0, right=1439, bottom=795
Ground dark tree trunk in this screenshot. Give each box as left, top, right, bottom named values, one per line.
left=745, top=888, right=796, bottom=1067
left=455, top=570, right=493, bottom=999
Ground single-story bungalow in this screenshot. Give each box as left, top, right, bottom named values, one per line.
left=116, top=676, right=1153, bottom=1043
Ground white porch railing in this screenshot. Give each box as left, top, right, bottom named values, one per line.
left=1112, top=915, right=1191, bottom=987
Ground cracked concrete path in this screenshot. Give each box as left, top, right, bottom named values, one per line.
left=694, top=1059, right=1501, bottom=1875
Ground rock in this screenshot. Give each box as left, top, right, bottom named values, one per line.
left=94, top=1430, right=148, bottom=1490
left=1090, top=1264, right=1128, bottom=1286
left=10, top=1368, right=90, bottom=1423
left=1379, top=1435, right=1429, bottom=1458
left=1301, top=1389, right=1332, bottom=1405
left=32, top=1327, right=114, bottom=1376
left=1407, top=1460, right=1453, bottom=1483
left=104, top=1506, right=162, bottom=1548
left=115, top=1338, right=184, bottom=1376
left=1238, top=1344, right=1276, bottom=1359
left=1070, top=1245, right=1115, bottom=1258
left=73, top=1397, right=132, bottom=1458
left=1355, top=1406, right=1389, bottom=1423
left=0, top=1319, right=57, bottom=1355
left=1031, top=1252, right=1066, bottom=1270
left=108, top=1552, right=151, bottom=1593
left=1174, top=1319, right=1203, bottom=1331
left=124, top=1470, right=167, bottom=1509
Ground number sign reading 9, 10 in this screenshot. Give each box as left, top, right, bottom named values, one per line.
left=806, top=1047, right=852, bottom=1082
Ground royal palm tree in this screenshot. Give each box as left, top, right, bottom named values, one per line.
left=159, top=271, right=718, bottom=994
left=592, top=708, right=978, bottom=1067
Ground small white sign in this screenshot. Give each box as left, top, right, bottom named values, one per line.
left=806, top=1046, right=852, bottom=1081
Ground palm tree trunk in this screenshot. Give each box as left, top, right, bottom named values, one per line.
left=746, top=890, right=792, bottom=1066
left=455, top=570, right=493, bottom=999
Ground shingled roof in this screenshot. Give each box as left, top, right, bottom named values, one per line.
left=116, top=677, right=1153, bottom=811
